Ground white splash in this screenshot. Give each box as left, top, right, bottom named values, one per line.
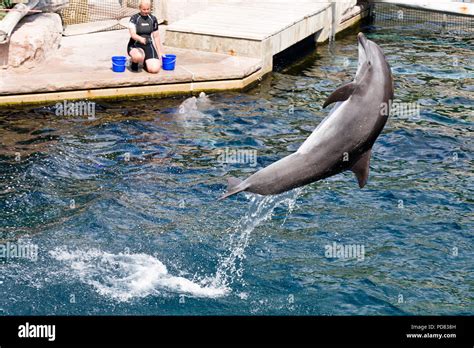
left=209, top=188, right=304, bottom=289
left=50, top=248, right=228, bottom=302
left=49, top=188, right=302, bottom=302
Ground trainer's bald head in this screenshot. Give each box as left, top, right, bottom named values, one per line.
left=139, top=0, right=151, bottom=9
left=139, top=0, right=151, bottom=15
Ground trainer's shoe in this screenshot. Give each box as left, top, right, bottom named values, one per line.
left=130, top=62, right=139, bottom=72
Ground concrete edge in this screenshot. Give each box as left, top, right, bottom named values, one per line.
left=338, top=5, right=372, bottom=33
left=0, top=67, right=265, bottom=107
left=316, top=5, right=370, bottom=43
left=268, top=3, right=331, bottom=41
left=165, top=29, right=264, bottom=42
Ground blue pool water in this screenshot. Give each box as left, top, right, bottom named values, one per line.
left=0, top=26, right=472, bottom=315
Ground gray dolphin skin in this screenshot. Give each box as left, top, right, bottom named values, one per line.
left=221, top=32, right=394, bottom=200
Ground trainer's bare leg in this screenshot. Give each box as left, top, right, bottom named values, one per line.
left=129, top=48, right=145, bottom=64
left=145, top=58, right=161, bottom=74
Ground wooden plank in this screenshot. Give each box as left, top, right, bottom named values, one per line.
left=167, top=2, right=329, bottom=40
left=172, top=7, right=322, bottom=26
left=171, top=19, right=282, bottom=33
left=166, top=0, right=332, bottom=54
left=167, top=27, right=269, bottom=40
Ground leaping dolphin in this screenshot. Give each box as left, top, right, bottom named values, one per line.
left=221, top=33, right=394, bottom=200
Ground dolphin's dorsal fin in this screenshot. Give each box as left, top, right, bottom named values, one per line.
left=351, top=149, right=371, bottom=188
left=323, top=82, right=356, bottom=108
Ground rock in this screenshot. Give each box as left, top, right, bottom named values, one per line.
left=0, top=13, right=63, bottom=70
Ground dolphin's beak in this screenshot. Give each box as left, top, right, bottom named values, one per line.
left=356, top=33, right=370, bottom=77
left=357, top=32, right=368, bottom=51
left=357, top=33, right=371, bottom=62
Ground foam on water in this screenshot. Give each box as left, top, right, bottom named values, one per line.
left=48, top=189, right=303, bottom=302
left=49, top=248, right=228, bottom=302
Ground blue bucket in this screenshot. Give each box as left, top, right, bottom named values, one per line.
left=162, top=54, right=177, bottom=71
left=112, top=56, right=127, bottom=73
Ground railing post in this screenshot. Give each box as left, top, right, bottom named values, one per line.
left=330, top=0, right=336, bottom=43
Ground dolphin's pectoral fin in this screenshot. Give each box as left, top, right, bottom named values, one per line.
left=323, top=82, right=356, bottom=108
left=351, top=149, right=371, bottom=188
left=219, top=177, right=246, bottom=200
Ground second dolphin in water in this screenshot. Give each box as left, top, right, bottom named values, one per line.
left=178, top=92, right=211, bottom=114
left=221, top=33, right=394, bottom=199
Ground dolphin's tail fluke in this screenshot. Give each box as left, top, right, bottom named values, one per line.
left=219, top=177, right=246, bottom=200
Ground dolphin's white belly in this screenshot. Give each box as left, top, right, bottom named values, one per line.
left=297, top=100, right=348, bottom=155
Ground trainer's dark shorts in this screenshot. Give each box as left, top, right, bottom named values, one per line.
left=127, top=39, right=158, bottom=61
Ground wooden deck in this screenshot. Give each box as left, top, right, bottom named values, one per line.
left=166, top=2, right=330, bottom=41
left=166, top=1, right=338, bottom=72
left=165, top=1, right=364, bottom=73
